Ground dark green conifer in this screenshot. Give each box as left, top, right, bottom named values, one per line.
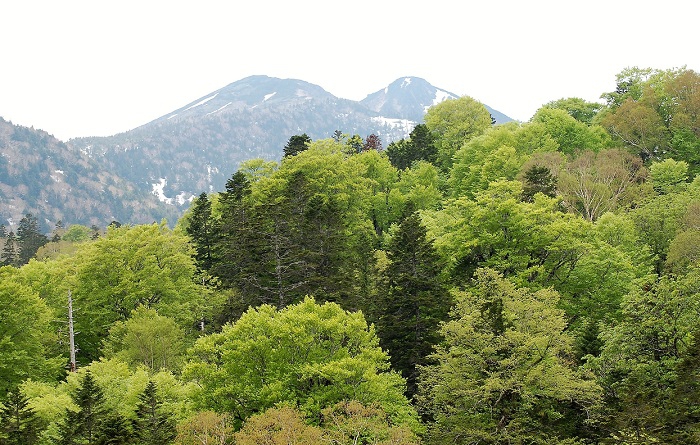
left=0, top=389, right=42, bottom=445
left=132, top=381, right=176, bottom=445
left=58, top=371, right=108, bottom=445
left=375, top=205, right=450, bottom=396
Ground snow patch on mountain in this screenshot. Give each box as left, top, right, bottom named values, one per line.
left=205, top=102, right=232, bottom=116
left=371, top=116, right=415, bottom=134
left=185, top=93, right=218, bottom=111
left=401, top=77, right=412, bottom=88
left=264, top=92, right=277, bottom=101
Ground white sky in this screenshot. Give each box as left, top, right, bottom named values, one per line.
left=1, top=1, right=697, bottom=141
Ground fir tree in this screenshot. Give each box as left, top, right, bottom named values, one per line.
left=58, top=371, right=108, bottom=445
left=0, top=389, right=42, bottom=445
left=132, top=381, right=176, bottom=445
left=375, top=206, right=450, bottom=397
left=16, top=214, right=47, bottom=265
left=185, top=193, right=215, bottom=271
left=282, top=133, right=311, bottom=158
left=96, top=414, right=132, bottom=445
left=1, top=232, right=18, bottom=267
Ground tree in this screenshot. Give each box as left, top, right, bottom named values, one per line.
left=58, top=371, right=109, bottom=445
left=16, top=213, right=48, bottom=265
left=374, top=207, right=450, bottom=397
left=132, top=381, right=176, bottom=445
left=320, top=401, right=420, bottom=445
left=521, top=164, right=557, bottom=201
left=185, top=193, right=215, bottom=271
left=386, top=124, right=438, bottom=170
left=72, top=223, right=209, bottom=361
left=1, top=231, right=18, bottom=267
left=283, top=133, right=312, bottom=158
left=0, top=389, right=42, bottom=445
left=183, top=297, right=418, bottom=430
left=541, top=97, right=603, bottom=125
left=233, top=406, right=323, bottom=445
left=363, top=134, right=382, bottom=152
left=423, top=95, right=493, bottom=170
left=102, top=307, right=186, bottom=372
left=0, top=270, right=63, bottom=394
left=174, top=412, right=233, bottom=445
left=417, top=269, right=602, bottom=444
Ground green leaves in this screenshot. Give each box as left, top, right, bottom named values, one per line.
left=184, top=297, right=418, bottom=430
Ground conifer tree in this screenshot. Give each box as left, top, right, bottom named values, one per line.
left=185, top=193, right=215, bottom=271
left=132, top=381, right=176, bottom=445
left=0, top=389, right=42, bottom=445
left=283, top=133, right=312, bottom=158
left=375, top=205, right=450, bottom=397
left=1, top=231, right=18, bottom=267
left=58, top=371, right=108, bottom=445
left=16, top=214, right=47, bottom=265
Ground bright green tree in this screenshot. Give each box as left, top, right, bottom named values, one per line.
left=0, top=269, right=63, bottom=393
left=183, top=297, right=418, bottom=431
left=417, top=269, right=601, bottom=444
left=424, top=95, right=493, bottom=170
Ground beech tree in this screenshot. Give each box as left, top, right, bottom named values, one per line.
left=417, top=269, right=601, bottom=444
left=183, top=297, right=418, bottom=430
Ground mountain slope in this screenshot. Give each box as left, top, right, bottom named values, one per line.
left=70, top=75, right=512, bottom=213
left=0, top=117, right=178, bottom=231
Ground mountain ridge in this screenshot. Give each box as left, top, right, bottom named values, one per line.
left=2, top=75, right=513, bottom=229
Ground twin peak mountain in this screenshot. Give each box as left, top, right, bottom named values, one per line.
left=1, top=75, right=512, bottom=229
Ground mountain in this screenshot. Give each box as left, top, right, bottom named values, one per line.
left=360, top=76, right=512, bottom=124
left=0, top=117, right=178, bottom=232
left=0, top=76, right=512, bottom=230
left=69, top=75, right=512, bottom=214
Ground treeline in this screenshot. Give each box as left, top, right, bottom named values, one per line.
left=1, top=66, right=700, bottom=444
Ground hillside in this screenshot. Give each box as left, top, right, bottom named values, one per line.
left=0, top=117, right=178, bottom=231
left=70, top=75, right=512, bottom=211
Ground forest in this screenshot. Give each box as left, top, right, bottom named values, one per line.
left=1, top=66, right=700, bottom=444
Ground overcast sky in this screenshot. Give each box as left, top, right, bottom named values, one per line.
left=1, top=1, right=697, bottom=141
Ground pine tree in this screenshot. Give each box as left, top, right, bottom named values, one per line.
left=0, top=389, right=42, bottom=445
left=16, top=214, right=47, bottom=265
left=96, top=414, right=132, bottom=445
left=1, top=231, right=18, bottom=267
left=132, top=381, right=176, bottom=445
left=185, top=193, right=215, bottom=271
left=283, top=133, right=311, bottom=158
left=375, top=206, right=450, bottom=397
left=58, top=371, right=108, bottom=445
left=0, top=224, right=7, bottom=238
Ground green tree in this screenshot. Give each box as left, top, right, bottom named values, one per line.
left=283, top=133, right=312, bottom=158
left=0, top=270, right=63, bottom=393
left=320, top=401, right=420, bottom=445
left=386, top=124, right=437, bottom=170
left=0, top=389, right=43, bottom=445
left=16, top=213, right=48, bottom=265
left=1, top=231, right=18, bottom=267
left=541, top=97, right=603, bottom=125
left=521, top=164, right=557, bottom=201
left=72, top=223, right=209, bottom=361
left=102, top=307, right=186, bottom=372
left=58, top=371, right=108, bottom=445
left=132, top=381, right=176, bottom=445
left=183, top=297, right=418, bottom=430
left=649, top=158, right=689, bottom=194
left=374, top=207, right=450, bottom=397
left=174, top=411, right=233, bottom=445
left=424, top=95, right=493, bottom=170
left=417, top=269, right=601, bottom=444
left=184, top=193, right=215, bottom=271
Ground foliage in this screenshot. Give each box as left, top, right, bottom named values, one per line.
left=174, top=411, right=233, bottom=445
left=417, top=269, right=601, bottom=444
left=0, top=268, right=64, bottom=393
left=0, top=388, right=43, bottom=445
left=183, top=297, right=418, bottom=430
left=423, top=95, right=492, bottom=170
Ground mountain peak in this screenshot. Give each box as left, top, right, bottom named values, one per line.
left=362, top=76, right=511, bottom=124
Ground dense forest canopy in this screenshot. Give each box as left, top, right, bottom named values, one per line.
left=2, top=66, right=700, bottom=444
